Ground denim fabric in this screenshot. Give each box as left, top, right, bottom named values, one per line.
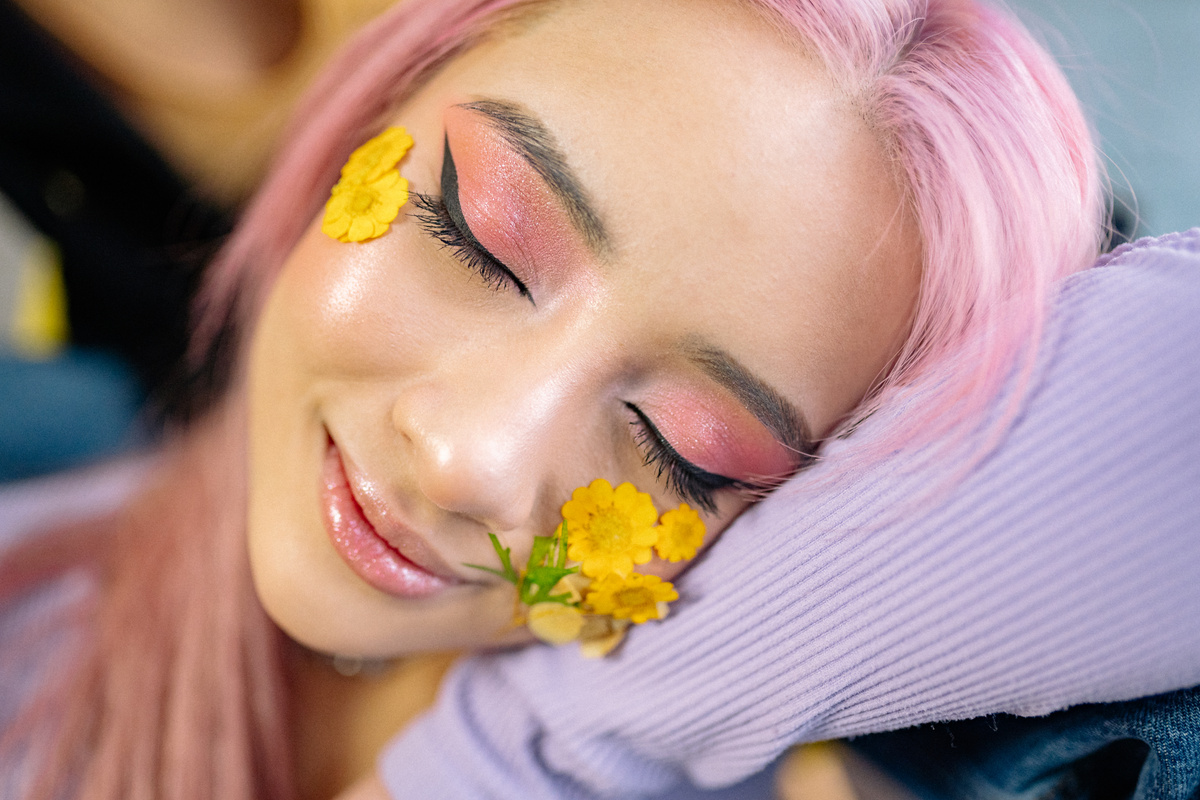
left=851, top=687, right=1200, bottom=800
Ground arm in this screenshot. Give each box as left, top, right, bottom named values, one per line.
left=380, top=230, right=1200, bottom=799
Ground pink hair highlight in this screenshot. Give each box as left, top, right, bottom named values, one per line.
left=4, top=4, right=530, bottom=798
left=749, top=0, right=1103, bottom=464
left=1, top=1, right=1103, bottom=798
left=0, top=412, right=294, bottom=800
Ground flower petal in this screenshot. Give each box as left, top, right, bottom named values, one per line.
left=347, top=216, right=375, bottom=242
left=588, top=478, right=614, bottom=507
left=526, top=603, right=584, bottom=645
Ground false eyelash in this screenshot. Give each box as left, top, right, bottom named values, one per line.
left=625, top=402, right=743, bottom=514
left=410, top=191, right=532, bottom=299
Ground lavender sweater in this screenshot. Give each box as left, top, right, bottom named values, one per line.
left=379, top=230, right=1200, bottom=799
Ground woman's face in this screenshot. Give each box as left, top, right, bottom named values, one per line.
left=247, top=0, right=920, bottom=658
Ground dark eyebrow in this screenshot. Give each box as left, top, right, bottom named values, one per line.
left=457, top=99, right=611, bottom=255
left=688, top=344, right=818, bottom=468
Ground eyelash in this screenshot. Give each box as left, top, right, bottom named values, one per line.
left=411, top=192, right=532, bottom=300
left=626, top=403, right=743, bottom=514
left=411, top=193, right=737, bottom=512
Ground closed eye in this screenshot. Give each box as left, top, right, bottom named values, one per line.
left=626, top=402, right=748, bottom=514
left=411, top=192, right=531, bottom=299
left=410, top=135, right=533, bottom=301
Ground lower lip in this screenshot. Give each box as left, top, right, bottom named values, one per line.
left=320, top=441, right=451, bottom=598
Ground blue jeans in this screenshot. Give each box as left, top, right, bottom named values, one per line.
left=851, top=686, right=1200, bottom=799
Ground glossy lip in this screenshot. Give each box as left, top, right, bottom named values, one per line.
left=320, top=435, right=461, bottom=598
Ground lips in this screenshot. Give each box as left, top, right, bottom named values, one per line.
left=320, top=439, right=458, bottom=598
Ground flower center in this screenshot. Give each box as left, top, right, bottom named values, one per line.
left=616, top=587, right=653, bottom=608
left=348, top=187, right=376, bottom=213
left=589, top=509, right=631, bottom=550
left=357, top=149, right=385, bottom=171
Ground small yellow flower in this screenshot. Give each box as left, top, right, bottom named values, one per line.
left=578, top=617, right=631, bottom=659
left=550, top=572, right=592, bottom=605
left=526, top=603, right=584, bottom=645
left=563, top=479, right=659, bottom=578
left=341, top=126, right=414, bottom=182
left=585, top=572, right=679, bottom=624
left=655, top=503, right=706, bottom=562
left=322, top=170, right=409, bottom=243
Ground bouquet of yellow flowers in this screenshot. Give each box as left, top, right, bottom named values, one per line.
left=468, top=479, right=705, bottom=658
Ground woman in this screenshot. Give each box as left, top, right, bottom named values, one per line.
left=3, top=0, right=1194, bottom=798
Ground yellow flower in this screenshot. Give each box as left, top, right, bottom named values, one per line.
left=322, top=170, right=409, bottom=243
left=655, top=503, right=706, bottom=562
left=585, top=572, right=678, bottom=624
left=578, top=616, right=630, bottom=659
left=563, top=479, right=659, bottom=578
left=341, top=126, right=414, bottom=183
left=526, top=603, right=584, bottom=645
left=550, top=572, right=592, bottom=605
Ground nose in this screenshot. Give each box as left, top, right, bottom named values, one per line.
left=390, top=347, right=575, bottom=534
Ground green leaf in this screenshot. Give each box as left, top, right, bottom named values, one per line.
left=527, top=565, right=577, bottom=583
left=463, top=527, right=578, bottom=605
left=526, top=536, right=555, bottom=572
left=462, top=563, right=515, bottom=583
left=556, top=521, right=570, bottom=568
left=521, top=565, right=578, bottom=605
left=516, top=536, right=550, bottom=601
left=498, top=535, right=520, bottom=578
left=472, top=533, right=518, bottom=584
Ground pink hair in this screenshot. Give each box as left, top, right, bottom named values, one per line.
left=1, top=1, right=1102, bottom=798
left=768, top=0, right=1104, bottom=462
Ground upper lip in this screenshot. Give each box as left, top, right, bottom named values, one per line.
left=336, top=442, right=464, bottom=584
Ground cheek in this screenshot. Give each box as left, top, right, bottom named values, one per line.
left=260, top=221, right=449, bottom=381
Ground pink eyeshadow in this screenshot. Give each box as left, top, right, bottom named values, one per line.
left=443, top=106, right=593, bottom=288
left=443, top=107, right=792, bottom=485
left=640, top=387, right=798, bottom=484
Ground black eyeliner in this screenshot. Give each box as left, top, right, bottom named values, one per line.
left=625, top=402, right=739, bottom=513
left=441, top=136, right=488, bottom=254
left=432, top=135, right=533, bottom=301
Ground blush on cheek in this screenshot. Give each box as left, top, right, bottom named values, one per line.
left=642, top=390, right=797, bottom=483
left=444, top=106, right=592, bottom=285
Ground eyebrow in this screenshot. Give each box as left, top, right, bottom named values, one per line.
left=458, top=99, right=611, bottom=255
left=688, top=344, right=818, bottom=468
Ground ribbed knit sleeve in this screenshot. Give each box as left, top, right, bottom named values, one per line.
left=380, top=230, right=1200, bottom=799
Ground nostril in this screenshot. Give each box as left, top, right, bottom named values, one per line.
left=424, top=455, right=541, bottom=535
left=389, top=376, right=552, bottom=533
left=390, top=397, right=413, bottom=442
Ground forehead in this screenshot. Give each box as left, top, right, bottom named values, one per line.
left=401, top=0, right=917, bottom=434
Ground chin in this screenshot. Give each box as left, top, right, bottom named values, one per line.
left=247, top=522, right=516, bottom=659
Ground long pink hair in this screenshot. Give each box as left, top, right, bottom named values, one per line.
left=0, top=1, right=1103, bottom=798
